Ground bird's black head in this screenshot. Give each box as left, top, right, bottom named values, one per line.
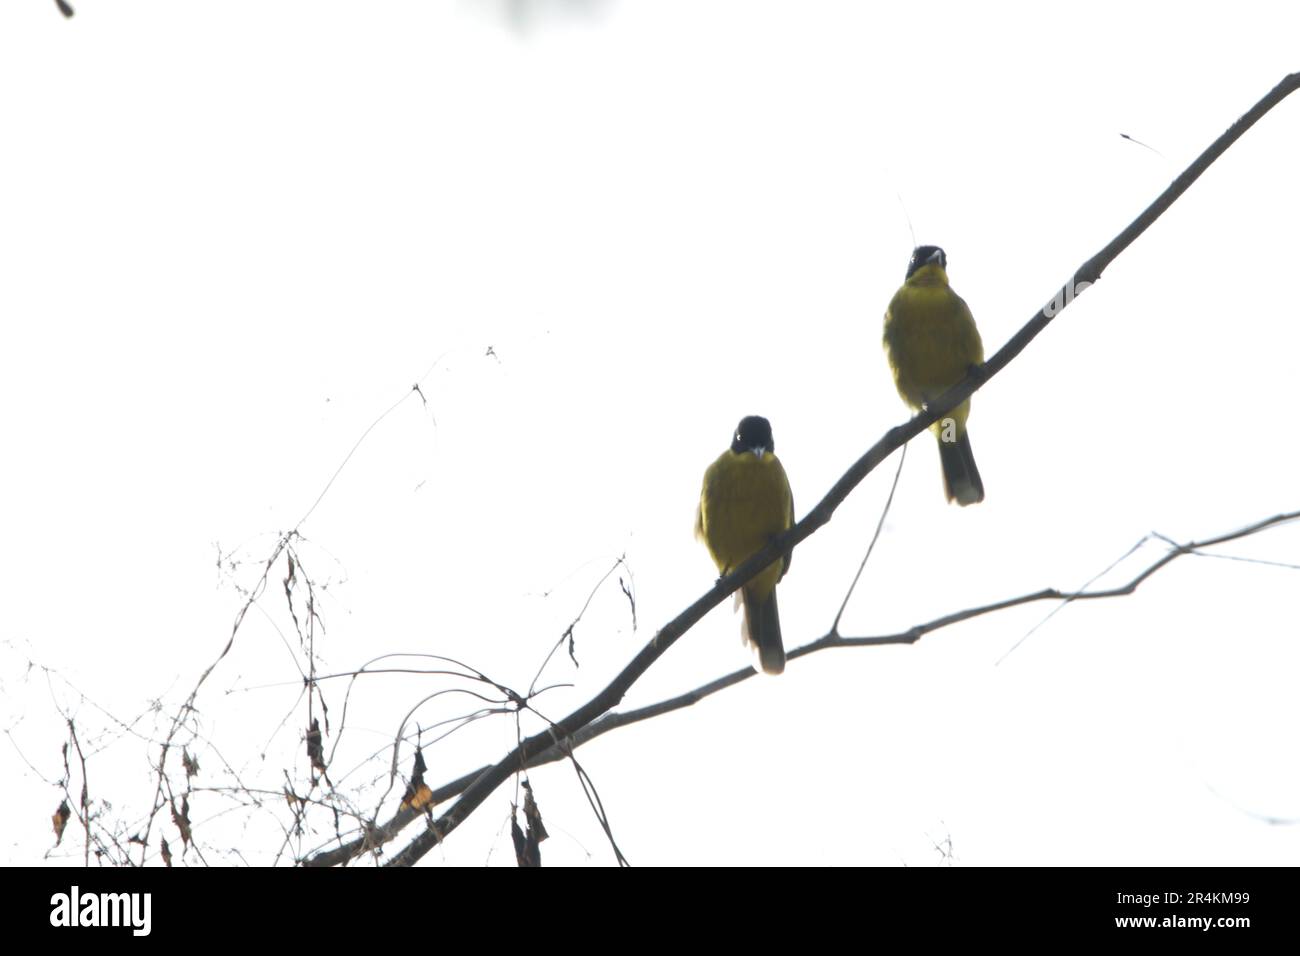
left=731, top=415, right=775, bottom=455
left=906, top=245, right=947, bottom=279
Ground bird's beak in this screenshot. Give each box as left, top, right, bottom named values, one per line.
left=751, top=447, right=767, bottom=460
left=927, top=249, right=943, bottom=265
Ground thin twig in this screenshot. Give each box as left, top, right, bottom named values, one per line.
left=67, top=719, right=91, bottom=867
left=528, top=556, right=630, bottom=697
left=831, top=444, right=907, bottom=635
left=993, top=533, right=1151, bottom=665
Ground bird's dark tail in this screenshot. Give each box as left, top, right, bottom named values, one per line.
left=938, top=430, right=984, bottom=506
left=741, top=586, right=785, bottom=675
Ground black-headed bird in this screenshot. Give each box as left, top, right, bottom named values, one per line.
left=695, top=415, right=794, bottom=675
left=883, top=245, right=986, bottom=506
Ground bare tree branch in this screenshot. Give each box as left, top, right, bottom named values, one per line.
left=293, top=73, right=1300, bottom=868
left=808, top=510, right=1300, bottom=652
left=304, top=506, right=1300, bottom=866
left=365, top=73, right=1299, bottom=869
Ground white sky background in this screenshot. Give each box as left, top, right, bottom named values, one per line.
left=2, top=0, right=1299, bottom=867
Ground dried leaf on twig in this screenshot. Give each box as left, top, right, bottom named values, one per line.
left=52, top=800, right=71, bottom=844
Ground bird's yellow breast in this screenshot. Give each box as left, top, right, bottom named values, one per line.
left=696, top=450, right=793, bottom=601
left=883, top=275, right=984, bottom=414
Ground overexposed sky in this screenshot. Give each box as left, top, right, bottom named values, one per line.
left=2, top=0, right=1299, bottom=866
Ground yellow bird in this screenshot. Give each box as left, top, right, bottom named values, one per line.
left=695, top=416, right=794, bottom=675
left=883, top=245, right=985, bottom=505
